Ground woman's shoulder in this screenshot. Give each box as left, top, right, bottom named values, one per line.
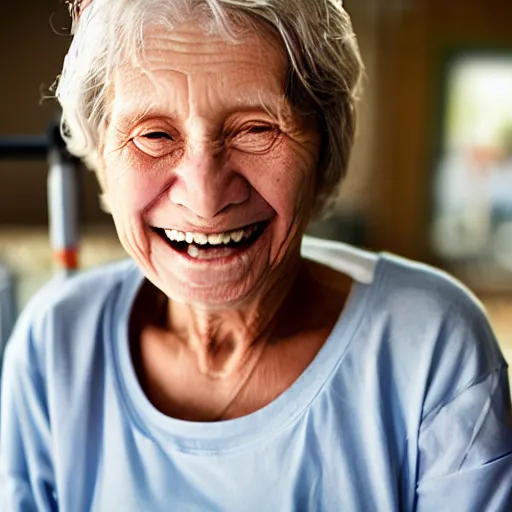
left=376, top=252, right=484, bottom=314
left=365, top=252, right=506, bottom=419
left=303, top=236, right=491, bottom=327
left=22, top=258, right=138, bottom=320
left=303, top=238, right=506, bottom=414
left=3, top=259, right=140, bottom=370
left=382, top=250, right=497, bottom=331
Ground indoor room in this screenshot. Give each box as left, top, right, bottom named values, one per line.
left=0, top=0, right=511, bottom=509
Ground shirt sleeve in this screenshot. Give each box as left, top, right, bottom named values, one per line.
left=0, top=340, right=58, bottom=511
left=415, top=366, right=512, bottom=511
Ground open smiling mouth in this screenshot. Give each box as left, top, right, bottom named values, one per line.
left=153, top=221, right=270, bottom=260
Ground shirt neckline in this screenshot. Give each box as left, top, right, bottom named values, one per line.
left=111, top=256, right=380, bottom=454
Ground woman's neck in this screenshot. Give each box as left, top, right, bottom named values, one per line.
left=130, top=257, right=352, bottom=421
left=164, top=256, right=302, bottom=379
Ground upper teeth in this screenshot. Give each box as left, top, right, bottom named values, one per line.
left=164, top=225, right=256, bottom=246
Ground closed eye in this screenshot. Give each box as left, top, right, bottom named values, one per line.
left=133, top=130, right=178, bottom=158
left=142, top=132, right=173, bottom=141
left=246, top=125, right=274, bottom=134
left=229, top=122, right=280, bottom=154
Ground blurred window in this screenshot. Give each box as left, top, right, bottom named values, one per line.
left=432, top=54, right=512, bottom=277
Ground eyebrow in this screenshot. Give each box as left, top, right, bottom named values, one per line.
left=114, top=107, right=176, bottom=134
left=112, top=96, right=288, bottom=133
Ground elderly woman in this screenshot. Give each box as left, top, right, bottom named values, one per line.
left=1, top=0, right=512, bottom=510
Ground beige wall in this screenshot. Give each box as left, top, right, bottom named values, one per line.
left=0, top=0, right=106, bottom=226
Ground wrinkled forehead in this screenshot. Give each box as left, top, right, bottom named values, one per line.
left=108, top=22, right=291, bottom=125
left=138, top=22, right=286, bottom=76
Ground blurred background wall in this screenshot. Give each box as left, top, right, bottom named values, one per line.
left=0, top=0, right=511, bottom=365
left=0, top=0, right=106, bottom=226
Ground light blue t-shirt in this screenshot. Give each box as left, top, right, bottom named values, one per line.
left=1, top=240, right=511, bottom=511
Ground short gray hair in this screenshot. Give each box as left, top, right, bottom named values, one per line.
left=56, top=0, right=364, bottom=216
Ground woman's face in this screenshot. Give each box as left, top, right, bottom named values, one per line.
left=102, top=22, right=321, bottom=308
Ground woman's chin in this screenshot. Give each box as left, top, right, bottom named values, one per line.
left=147, top=225, right=274, bottom=308
left=164, top=279, right=261, bottom=310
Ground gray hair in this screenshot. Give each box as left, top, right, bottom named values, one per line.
left=56, top=0, right=364, bottom=216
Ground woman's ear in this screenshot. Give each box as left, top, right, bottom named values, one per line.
left=99, top=192, right=112, bottom=214
left=94, top=156, right=111, bottom=214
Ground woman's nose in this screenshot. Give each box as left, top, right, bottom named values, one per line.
left=168, top=148, right=250, bottom=220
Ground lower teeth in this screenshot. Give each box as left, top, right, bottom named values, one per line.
left=187, top=245, right=200, bottom=258
left=186, top=241, right=242, bottom=259
left=175, top=222, right=266, bottom=258
left=186, top=243, right=235, bottom=259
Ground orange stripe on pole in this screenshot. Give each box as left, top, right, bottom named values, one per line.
left=54, top=248, right=79, bottom=270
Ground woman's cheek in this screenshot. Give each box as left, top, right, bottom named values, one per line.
left=104, top=152, right=171, bottom=215
left=251, top=153, right=315, bottom=218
